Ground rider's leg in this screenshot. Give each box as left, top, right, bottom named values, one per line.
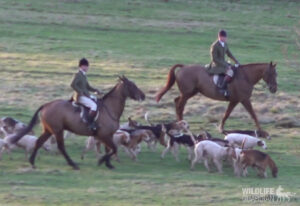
left=78, top=96, right=98, bottom=130
left=219, top=67, right=233, bottom=97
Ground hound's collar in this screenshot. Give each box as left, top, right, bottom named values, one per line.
left=173, top=133, right=184, bottom=138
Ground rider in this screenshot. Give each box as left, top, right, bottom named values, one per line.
left=71, top=58, right=101, bottom=130
left=206, top=30, right=240, bottom=97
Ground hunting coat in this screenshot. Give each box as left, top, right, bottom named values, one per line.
left=71, top=70, right=97, bottom=102
left=206, top=40, right=238, bottom=74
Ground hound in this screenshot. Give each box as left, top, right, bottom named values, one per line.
left=224, top=133, right=267, bottom=149
left=223, top=129, right=270, bottom=139
left=240, top=150, right=278, bottom=178
left=161, top=126, right=206, bottom=162
left=131, top=113, right=189, bottom=150
left=124, top=129, right=152, bottom=161
left=81, top=130, right=131, bottom=161
left=191, top=140, right=235, bottom=173
left=3, top=134, right=52, bottom=159
left=0, top=117, right=28, bottom=136
left=200, top=131, right=229, bottom=147
left=81, top=136, right=102, bottom=160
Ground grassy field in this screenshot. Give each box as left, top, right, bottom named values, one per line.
left=0, top=0, right=299, bottom=205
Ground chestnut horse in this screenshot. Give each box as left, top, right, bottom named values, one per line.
left=11, top=76, right=145, bottom=170
left=156, top=62, right=277, bottom=134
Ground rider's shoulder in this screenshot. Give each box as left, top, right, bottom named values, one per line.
left=211, top=40, right=220, bottom=48
left=75, top=70, right=84, bottom=76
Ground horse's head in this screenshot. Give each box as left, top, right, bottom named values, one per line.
left=119, top=75, right=145, bottom=101
left=262, top=62, right=277, bottom=93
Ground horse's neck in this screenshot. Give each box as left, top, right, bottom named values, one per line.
left=102, top=84, right=126, bottom=121
left=241, top=64, right=267, bottom=85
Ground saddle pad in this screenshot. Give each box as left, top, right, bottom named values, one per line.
left=72, top=102, right=80, bottom=107
left=213, top=75, right=219, bottom=85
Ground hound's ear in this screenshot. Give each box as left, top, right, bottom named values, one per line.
left=161, top=124, right=166, bottom=132
left=241, top=137, right=246, bottom=150
left=257, top=141, right=263, bottom=146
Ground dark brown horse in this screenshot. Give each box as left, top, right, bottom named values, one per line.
left=156, top=62, right=277, bottom=134
left=11, top=76, right=145, bottom=169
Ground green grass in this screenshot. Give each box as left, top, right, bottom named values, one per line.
left=0, top=133, right=299, bottom=206
left=0, top=0, right=299, bottom=205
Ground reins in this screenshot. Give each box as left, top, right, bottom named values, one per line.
left=98, top=98, right=119, bottom=122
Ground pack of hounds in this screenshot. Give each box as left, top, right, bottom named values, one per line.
left=0, top=113, right=277, bottom=178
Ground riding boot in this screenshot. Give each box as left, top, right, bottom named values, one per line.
left=87, top=110, right=98, bottom=131
left=219, top=75, right=232, bottom=97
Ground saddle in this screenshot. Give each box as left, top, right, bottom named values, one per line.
left=205, top=64, right=239, bottom=87
left=69, top=97, right=100, bottom=125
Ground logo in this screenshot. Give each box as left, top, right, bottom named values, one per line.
left=242, top=185, right=296, bottom=203
left=275, top=185, right=296, bottom=202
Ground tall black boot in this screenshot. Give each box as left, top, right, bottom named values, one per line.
left=87, top=110, right=98, bottom=131
left=219, top=75, right=232, bottom=97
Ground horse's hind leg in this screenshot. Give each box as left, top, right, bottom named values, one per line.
left=55, top=131, right=79, bottom=170
left=29, top=130, right=52, bottom=168
left=175, top=93, right=196, bottom=121
left=98, top=136, right=117, bottom=169
left=219, top=101, right=238, bottom=132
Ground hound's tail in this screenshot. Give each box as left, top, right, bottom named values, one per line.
left=144, top=112, right=153, bottom=126
left=155, top=64, right=184, bottom=102
left=197, top=144, right=205, bottom=159
left=267, top=156, right=278, bottom=178
left=10, top=105, right=44, bottom=144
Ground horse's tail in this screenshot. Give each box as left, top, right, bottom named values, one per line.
left=10, top=105, right=44, bottom=144
left=156, top=64, right=184, bottom=102
left=267, top=155, right=278, bottom=178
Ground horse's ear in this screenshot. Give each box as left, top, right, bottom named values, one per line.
left=118, top=75, right=124, bottom=81
left=270, top=61, right=273, bottom=66
left=122, top=75, right=128, bottom=82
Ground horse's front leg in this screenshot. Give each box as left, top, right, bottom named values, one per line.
left=98, top=135, right=117, bottom=169
left=241, top=99, right=261, bottom=131
left=219, top=101, right=238, bottom=132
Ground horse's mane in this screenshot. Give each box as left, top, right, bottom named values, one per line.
left=240, top=63, right=269, bottom=68
left=101, top=79, right=126, bottom=101
left=101, top=83, right=119, bottom=100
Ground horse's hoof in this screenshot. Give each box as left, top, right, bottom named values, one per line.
left=31, top=165, right=36, bottom=169
left=218, top=127, right=224, bottom=133
left=106, top=164, right=115, bottom=170
left=73, top=166, right=80, bottom=170
left=98, top=159, right=104, bottom=166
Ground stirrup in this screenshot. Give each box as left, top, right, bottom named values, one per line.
left=88, top=123, right=98, bottom=131
left=219, top=89, right=229, bottom=97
